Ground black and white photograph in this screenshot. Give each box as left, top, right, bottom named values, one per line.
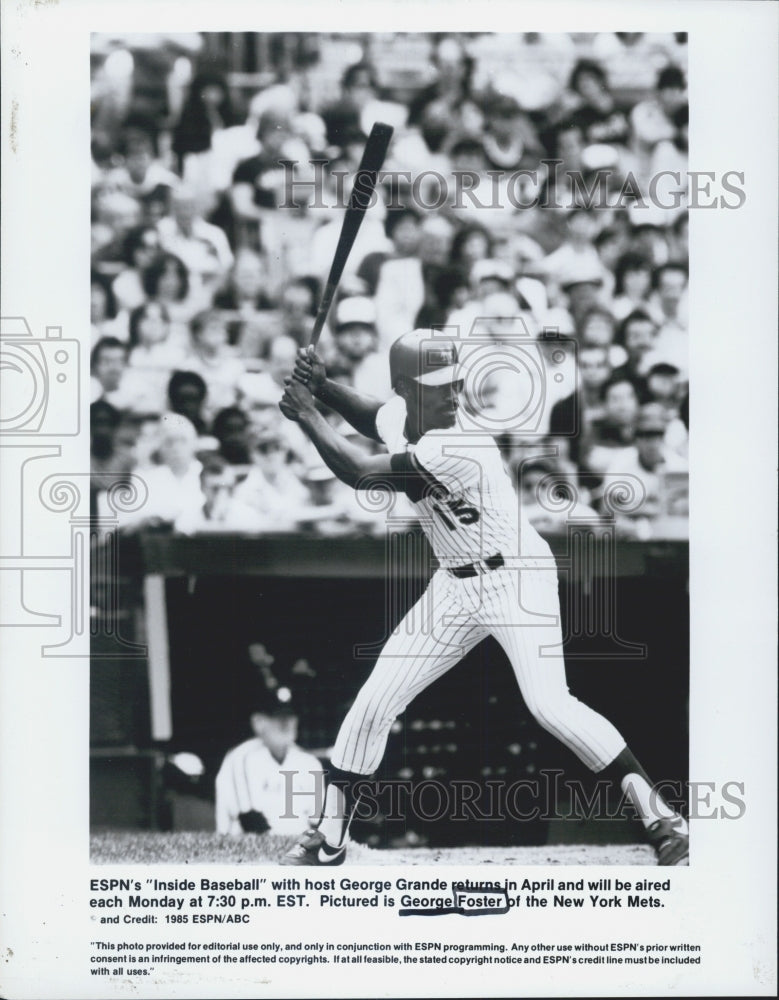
left=88, top=27, right=693, bottom=867
left=1, top=2, right=776, bottom=998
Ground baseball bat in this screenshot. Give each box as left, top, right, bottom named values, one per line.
left=308, top=121, right=394, bottom=348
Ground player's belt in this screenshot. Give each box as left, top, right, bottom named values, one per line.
left=448, top=553, right=505, bottom=579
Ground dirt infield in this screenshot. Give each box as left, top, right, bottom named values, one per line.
left=91, top=831, right=655, bottom=867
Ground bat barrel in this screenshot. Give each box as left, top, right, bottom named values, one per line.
left=307, top=122, right=394, bottom=348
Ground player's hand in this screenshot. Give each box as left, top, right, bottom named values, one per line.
left=280, top=377, right=317, bottom=423
left=292, top=346, right=326, bottom=396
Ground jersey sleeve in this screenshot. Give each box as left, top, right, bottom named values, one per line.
left=389, top=436, right=481, bottom=503
left=411, top=434, right=482, bottom=498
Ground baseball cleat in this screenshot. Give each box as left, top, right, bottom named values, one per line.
left=647, top=817, right=689, bottom=866
left=279, top=829, right=347, bottom=867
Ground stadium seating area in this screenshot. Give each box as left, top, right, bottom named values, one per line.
left=90, top=31, right=689, bottom=543
left=90, top=33, right=690, bottom=843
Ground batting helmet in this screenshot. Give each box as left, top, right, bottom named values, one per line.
left=389, top=329, right=459, bottom=388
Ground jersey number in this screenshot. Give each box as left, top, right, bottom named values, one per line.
left=432, top=498, right=480, bottom=530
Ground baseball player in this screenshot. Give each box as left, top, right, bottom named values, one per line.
left=278, top=329, right=689, bottom=866
left=215, top=688, right=323, bottom=838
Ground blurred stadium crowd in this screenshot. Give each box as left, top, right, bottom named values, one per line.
left=90, top=32, right=689, bottom=541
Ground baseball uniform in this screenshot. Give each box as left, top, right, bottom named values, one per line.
left=330, top=393, right=627, bottom=776
left=279, top=328, right=688, bottom=866
left=216, top=738, right=323, bottom=837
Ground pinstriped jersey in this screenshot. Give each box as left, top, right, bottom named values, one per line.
left=375, top=395, right=552, bottom=567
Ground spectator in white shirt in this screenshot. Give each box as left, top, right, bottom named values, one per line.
left=374, top=215, right=454, bottom=350
left=175, top=454, right=259, bottom=535
left=325, top=296, right=391, bottom=401
left=104, top=114, right=179, bottom=200
left=112, top=413, right=204, bottom=532
left=647, top=261, right=688, bottom=375
left=599, top=403, right=688, bottom=538
left=157, top=184, right=234, bottom=303
left=184, top=309, right=246, bottom=419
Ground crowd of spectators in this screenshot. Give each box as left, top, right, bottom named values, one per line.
left=91, top=32, right=689, bottom=540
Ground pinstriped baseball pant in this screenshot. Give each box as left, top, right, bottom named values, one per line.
left=331, top=565, right=626, bottom=775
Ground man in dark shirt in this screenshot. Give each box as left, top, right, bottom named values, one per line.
left=610, top=308, right=659, bottom=402
left=549, top=343, right=612, bottom=467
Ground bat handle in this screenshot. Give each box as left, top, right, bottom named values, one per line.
left=308, top=314, right=327, bottom=349
left=308, top=280, right=337, bottom=348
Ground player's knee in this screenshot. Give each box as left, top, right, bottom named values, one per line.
left=345, top=694, right=399, bottom=739
left=526, top=693, right=579, bottom=738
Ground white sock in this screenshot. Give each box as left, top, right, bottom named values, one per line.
left=622, top=773, right=688, bottom=833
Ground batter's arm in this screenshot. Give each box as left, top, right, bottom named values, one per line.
left=292, top=347, right=384, bottom=441
left=280, top=378, right=394, bottom=489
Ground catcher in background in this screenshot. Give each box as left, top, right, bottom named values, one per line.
left=215, top=687, right=323, bottom=838
left=277, top=330, right=690, bottom=867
